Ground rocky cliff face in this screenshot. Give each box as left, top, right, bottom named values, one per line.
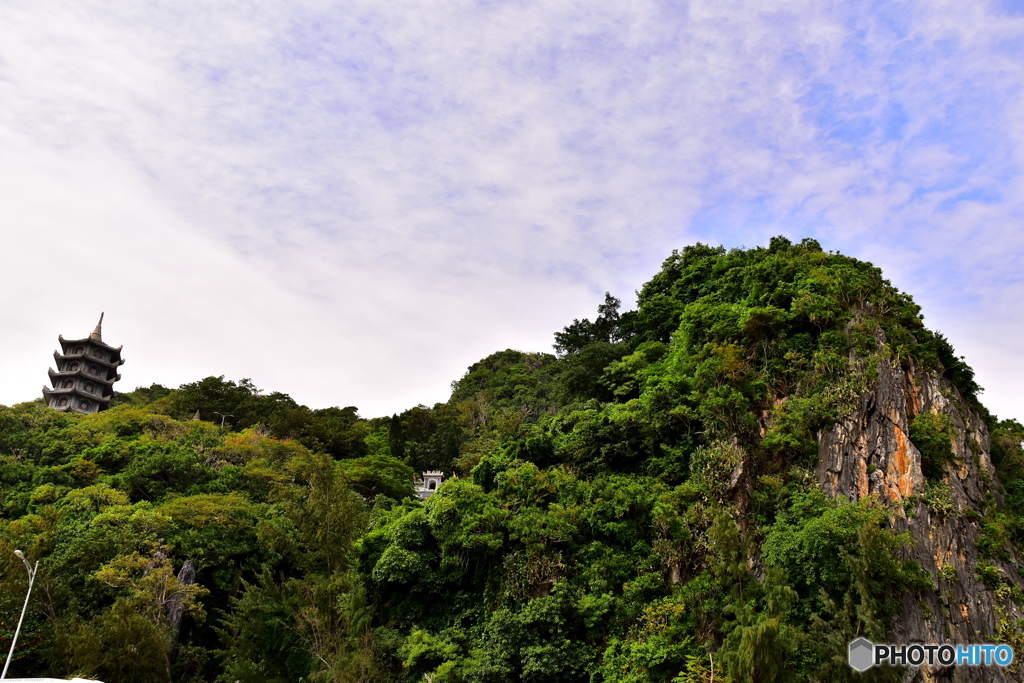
left=817, top=356, right=1023, bottom=682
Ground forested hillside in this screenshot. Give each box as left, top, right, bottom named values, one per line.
left=2, top=237, right=1022, bottom=682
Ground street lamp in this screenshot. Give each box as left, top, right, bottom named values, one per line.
left=1, top=550, right=38, bottom=680
left=212, top=412, right=234, bottom=428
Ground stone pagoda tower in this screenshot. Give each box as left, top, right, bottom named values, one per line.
left=43, top=313, right=125, bottom=414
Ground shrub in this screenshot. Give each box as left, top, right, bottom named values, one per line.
left=909, top=413, right=955, bottom=480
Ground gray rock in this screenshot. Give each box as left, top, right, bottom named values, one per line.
left=816, top=357, right=1023, bottom=682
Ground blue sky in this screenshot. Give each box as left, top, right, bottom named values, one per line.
left=1, top=0, right=1023, bottom=420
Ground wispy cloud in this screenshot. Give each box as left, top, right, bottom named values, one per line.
left=1, top=0, right=1022, bottom=418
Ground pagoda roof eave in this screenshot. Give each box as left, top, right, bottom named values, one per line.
left=53, top=350, right=125, bottom=370
left=58, top=335, right=124, bottom=356
left=43, top=387, right=113, bottom=404
left=47, top=368, right=117, bottom=384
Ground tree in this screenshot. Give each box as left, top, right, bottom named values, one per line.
left=554, top=293, right=624, bottom=355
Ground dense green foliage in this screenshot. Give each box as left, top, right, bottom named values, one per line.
left=908, top=413, right=955, bottom=481
left=0, top=237, right=1017, bottom=682
left=0, top=401, right=396, bottom=682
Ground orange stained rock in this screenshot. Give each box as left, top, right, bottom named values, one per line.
left=908, top=380, right=921, bottom=417
left=892, top=425, right=915, bottom=499
left=960, top=603, right=969, bottom=618
left=856, top=456, right=869, bottom=498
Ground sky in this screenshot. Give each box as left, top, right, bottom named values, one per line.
left=1, top=0, right=1023, bottom=420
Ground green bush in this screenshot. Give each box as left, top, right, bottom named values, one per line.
left=909, top=413, right=955, bottom=480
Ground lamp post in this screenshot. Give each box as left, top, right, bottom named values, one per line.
left=212, top=412, right=234, bottom=428
left=1, top=550, right=38, bottom=680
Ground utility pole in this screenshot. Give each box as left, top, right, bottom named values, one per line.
left=2, top=550, right=38, bottom=680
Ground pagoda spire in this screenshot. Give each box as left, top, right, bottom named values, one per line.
left=90, top=312, right=104, bottom=341
left=43, top=316, right=124, bottom=414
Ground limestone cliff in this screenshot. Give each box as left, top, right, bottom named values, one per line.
left=817, top=356, right=1023, bottom=682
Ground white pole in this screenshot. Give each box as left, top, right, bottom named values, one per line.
left=2, top=552, right=38, bottom=680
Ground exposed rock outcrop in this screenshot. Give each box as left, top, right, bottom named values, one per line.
left=817, top=357, right=1023, bottom=682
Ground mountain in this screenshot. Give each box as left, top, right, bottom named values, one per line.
left=0, top=236, right=1021, bottom=683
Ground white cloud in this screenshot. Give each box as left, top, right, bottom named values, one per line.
left=1, top=0, right=1023, bottom=419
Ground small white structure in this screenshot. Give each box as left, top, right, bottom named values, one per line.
left=415, top=471, right=445, bottom=499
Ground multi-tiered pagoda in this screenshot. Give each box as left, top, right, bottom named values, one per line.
left=43, top=314, right=125, bottom=414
